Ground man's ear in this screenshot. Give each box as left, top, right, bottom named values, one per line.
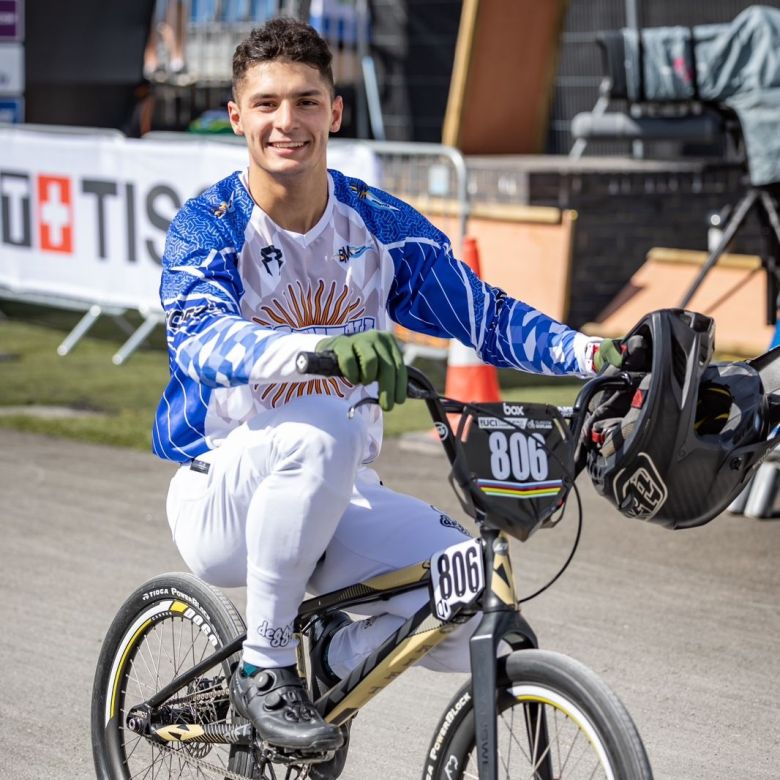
left=227, top=100, right=244, bottom=136
left=330, top=95, right=344, bottom=134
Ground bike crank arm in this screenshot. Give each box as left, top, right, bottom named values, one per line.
left=126, top=715, right=254, bottom=745
left=128, top=716, right=337, bottom=766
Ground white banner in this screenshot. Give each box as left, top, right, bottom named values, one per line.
left=0, top=127, right=380, bottom=313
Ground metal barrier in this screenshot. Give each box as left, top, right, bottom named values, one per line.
left=329, top=139, right=470, bottom=249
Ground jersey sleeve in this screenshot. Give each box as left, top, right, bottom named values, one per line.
left=384, top=217, right=597, bottom=377
left=161, top=202, right=322, bottom=387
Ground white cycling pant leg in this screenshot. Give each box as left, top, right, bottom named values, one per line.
left=307, top=469, right=477, bottom=676
left=166, top=395, right=366, bottom=668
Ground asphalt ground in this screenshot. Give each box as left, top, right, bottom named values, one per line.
left=1, top=429, right=778, bottom=779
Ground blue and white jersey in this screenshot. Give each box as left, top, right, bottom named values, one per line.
left=153, top=169, right=595, bottom=463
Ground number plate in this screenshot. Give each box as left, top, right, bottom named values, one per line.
left=430, top=538, right=485, bottom=621
left=458, top=401, right=574, bottom=539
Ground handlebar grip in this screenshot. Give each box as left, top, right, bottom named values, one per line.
left=296, top=350, right=342, bottom=377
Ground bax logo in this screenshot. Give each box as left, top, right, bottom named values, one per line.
left=0, top=170, right=183, bottom=263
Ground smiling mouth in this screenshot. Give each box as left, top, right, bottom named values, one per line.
left=268, top=141, right=307, bottom=149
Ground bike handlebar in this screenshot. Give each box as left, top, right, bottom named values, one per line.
left=296, top=350, right=437, bottom=401
left=297, top=350, right=641, bottom=436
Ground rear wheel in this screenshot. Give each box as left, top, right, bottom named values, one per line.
left=424, top=649, right=653, bottom=779
left=91, top=572, right=257, bottom=778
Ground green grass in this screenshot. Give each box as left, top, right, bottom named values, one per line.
left=0, top=304, right=582, bottom=450
left=0, top=307, right=169, bottom=449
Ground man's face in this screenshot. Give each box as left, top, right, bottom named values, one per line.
left=228, top=60, right=342, bottom=182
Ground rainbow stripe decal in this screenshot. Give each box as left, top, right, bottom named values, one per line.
left=476, top=478, right=563, bottom=499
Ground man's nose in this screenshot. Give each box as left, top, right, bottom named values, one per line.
left=274, top=101, right=297, bottom=130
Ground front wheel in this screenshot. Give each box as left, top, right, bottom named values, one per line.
left=423, top=649, right=652, bottom=779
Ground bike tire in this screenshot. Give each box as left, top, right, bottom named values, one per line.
left=91, top=572, right=256, bottom=779
left=423, top=649, right=653, bottom=780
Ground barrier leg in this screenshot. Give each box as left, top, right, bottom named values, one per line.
left=743, top=462, right=780, bottom=519
left=727, top=482, right=751, bottom=515
left=57, top=305, right=103, bottom=356
left=111, top=313, right=136, bottom=336
left=112, top=313, right=165, bottom=365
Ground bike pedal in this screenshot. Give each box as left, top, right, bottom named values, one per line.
left=259, top=744, right=335, bottom=765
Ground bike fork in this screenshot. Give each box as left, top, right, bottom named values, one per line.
left=470, top=529, right=546, bottom=780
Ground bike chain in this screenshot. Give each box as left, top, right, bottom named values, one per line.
left=146, top=686, right=312, bottom=780
left=154, top=740, right=256, bottom=780
left=153, top=739, right=313, bottom=780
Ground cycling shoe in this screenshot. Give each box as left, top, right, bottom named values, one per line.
left=230, top=664, right=343, bottom=751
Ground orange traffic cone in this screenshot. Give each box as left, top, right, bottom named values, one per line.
left=444, top=237, right=502, bottom=405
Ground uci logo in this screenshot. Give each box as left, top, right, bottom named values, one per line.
left=502, top=402, right=525, bottom=417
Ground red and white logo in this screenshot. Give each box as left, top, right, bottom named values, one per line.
left=38, top=175, right=73, bottom=253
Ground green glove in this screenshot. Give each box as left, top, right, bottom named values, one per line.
left=593, top=338, right=624, bottom=372
left=316, top=330, right=408, bottom=411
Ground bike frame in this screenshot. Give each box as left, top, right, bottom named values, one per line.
left=131, top=368, right=623, bottom=780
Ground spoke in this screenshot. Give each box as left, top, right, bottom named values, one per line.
left=502, top=710, right=533, bottom=765
left=563, top=728, right=594, bottom=777
left=558, top=722, right=582, bottom=773
left=155, top=620, right=178, bottom=674
left=518, top=702, right=553, bottom=779
left=504, top=705, right=514, bottom=774
left=198, top=633, right=210, bottom=664
left=134, top=634, right=158, bottom=688
left=189, top=620, right=197, bottom=674
left=530, top=739, right=553, bottom=778
left=497, top=744, right=511, bottom=779
left=127, top=748, right=158, bottom=780
left=531, top=703, right=542, bottom=769
left=155, top=621, right=166, bottom=697
left=122, top=729, right=145, bottom=763
left=553, top=707, right=562, bottom=773
left=174, top=615, right=181, bottom=677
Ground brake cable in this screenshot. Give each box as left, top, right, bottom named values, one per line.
left=517, top=480, right=583, bottom=604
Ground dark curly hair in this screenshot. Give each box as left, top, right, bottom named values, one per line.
left=232, top=17, right=335, bottom=100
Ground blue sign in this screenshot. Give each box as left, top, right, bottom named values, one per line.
left=0, top=96, right=22, bottom=122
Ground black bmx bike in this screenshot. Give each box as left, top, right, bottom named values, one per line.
left=91, top=354, right=653, bottom=780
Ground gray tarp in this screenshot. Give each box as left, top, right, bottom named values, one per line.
left=622, top=5, right=780, bottom=186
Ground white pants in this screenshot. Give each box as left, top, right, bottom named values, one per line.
left=166, top=395, right=476, bottom=675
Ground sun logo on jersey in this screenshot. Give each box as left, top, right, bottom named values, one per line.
left=251, top=280, right=365, bottom=406
left=349, top=184, right=399, bottom=212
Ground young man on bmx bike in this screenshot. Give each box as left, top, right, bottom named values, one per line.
left=152, top=15, right=624, bottom=772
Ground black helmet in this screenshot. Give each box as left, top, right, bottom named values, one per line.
left=584, top=308, right=779, bottom=529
